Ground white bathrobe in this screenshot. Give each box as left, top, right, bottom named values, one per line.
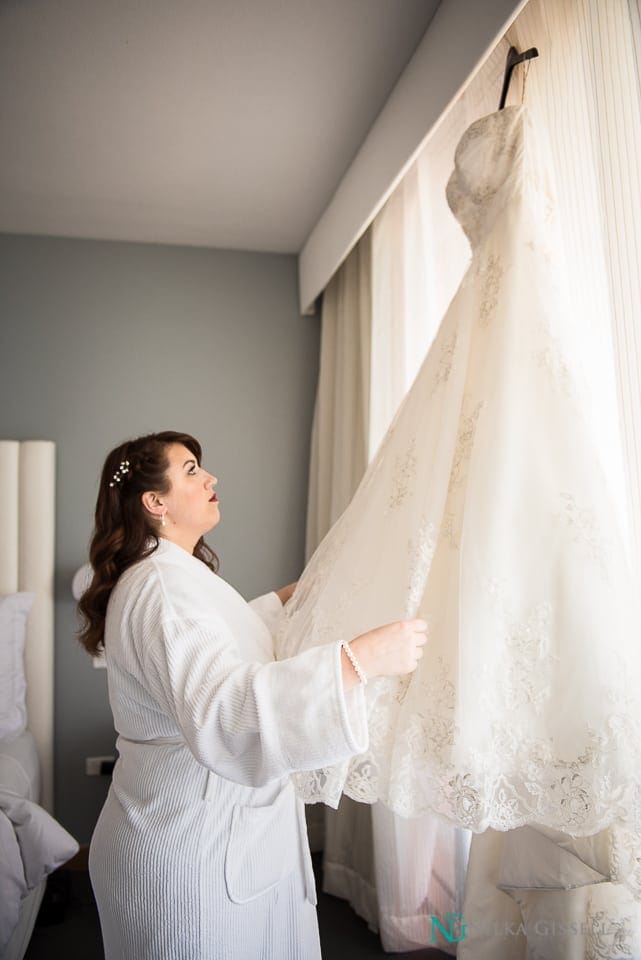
left=89, top=538, right=368, bottom=960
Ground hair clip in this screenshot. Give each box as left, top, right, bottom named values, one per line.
left=109, top=460, right=131, bottom=488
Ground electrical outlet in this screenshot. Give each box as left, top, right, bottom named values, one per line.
left=85, top=755, right=116, bottom=776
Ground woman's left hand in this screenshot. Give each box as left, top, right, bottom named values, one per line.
left=275, top=581, right=298, bottom=605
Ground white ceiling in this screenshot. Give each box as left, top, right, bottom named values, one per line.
left=0, top=0, right=439, bottom=253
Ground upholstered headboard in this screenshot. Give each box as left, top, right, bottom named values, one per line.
left=0, top=441, right=55, bottom=813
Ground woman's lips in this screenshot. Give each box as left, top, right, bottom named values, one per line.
left=209, top=493, right=218, bottom=502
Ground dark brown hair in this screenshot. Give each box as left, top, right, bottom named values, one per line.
left=78, top=431, right=219, bottom=657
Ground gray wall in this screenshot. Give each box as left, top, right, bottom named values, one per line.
left=0, top=233, right=319, bottom=843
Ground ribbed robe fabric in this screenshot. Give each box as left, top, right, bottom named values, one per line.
left=88, top=538, right=368, bottom=960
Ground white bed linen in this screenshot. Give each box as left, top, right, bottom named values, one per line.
left=0, top=880, right=46, bottom=960
left=0, top=439, right=58, bottom=960
left=0, top=733, right=78, bottom=955
left=0, top=731, right=40, bottom=803
left=0, top=789, right=78, bottom=952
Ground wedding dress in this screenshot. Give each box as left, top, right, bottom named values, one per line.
left=275, top=106, right=641, bottom=842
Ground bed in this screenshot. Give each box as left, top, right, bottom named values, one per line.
left=0, top=441, right=78, bottom=960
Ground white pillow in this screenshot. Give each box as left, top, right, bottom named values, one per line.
left=0, top=592, right=35, bottom=741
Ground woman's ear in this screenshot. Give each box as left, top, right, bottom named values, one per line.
left=141, top=491, right=165, bottom=519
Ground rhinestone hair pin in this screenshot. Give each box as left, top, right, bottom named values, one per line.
left=109, top=460, right=130, bottom=488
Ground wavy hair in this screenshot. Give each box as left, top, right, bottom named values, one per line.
left=78, top=431, right=219, bottom=657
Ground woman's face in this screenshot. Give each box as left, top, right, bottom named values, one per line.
left=158, top=443, right=220, bottom=547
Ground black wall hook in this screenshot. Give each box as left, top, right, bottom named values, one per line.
left=499, top=45, right=539, bottom=109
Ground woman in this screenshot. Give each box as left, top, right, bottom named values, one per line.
left=79, top=431, right=426, bottom=960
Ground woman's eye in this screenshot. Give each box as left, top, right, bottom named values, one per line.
left=188, top=465, right=198, bottom=476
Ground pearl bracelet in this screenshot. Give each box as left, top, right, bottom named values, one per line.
left=340, top=639, right=368, bottom=686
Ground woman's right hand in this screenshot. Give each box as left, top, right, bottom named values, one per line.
left=342, top=619, right=428, bottom=690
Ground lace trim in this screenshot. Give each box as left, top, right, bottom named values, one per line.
left=291, top=576, right=641, bottom=839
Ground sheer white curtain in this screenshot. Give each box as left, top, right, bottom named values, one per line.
left=305, top=0, right=641, bottom=951
left=305, top=232, right=372, bottom=562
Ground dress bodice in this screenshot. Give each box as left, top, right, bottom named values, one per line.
left=446, top=106, right=524, bottom=247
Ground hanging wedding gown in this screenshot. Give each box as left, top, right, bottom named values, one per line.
left=275, top=105, right=641, bottom=844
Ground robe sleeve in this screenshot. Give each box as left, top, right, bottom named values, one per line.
left=248, top=591, right=283, bottom=637
left=140, top=612, right=368, bottom=788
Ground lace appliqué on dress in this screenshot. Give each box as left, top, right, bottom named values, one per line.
left=483, top=578, right=553, bottom=714
left=404, top=517, right=436, bottom=617
left=477, top=254, right=504, bottom=328
left=536, top=342, right=577, bottom=401
left=386, top=438, right=417, bottom=513
left=448, top=402, right=484, bottom=492
left=558, top=492, right=609, bottom=576
left=441, top=512, right=459, bottom=549
left=587, top=908, right=634, bottom=960
left=432, top=334, right=458, bottom=392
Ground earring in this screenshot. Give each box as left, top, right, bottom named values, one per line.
left=161, top=511, right=167, bottom=528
